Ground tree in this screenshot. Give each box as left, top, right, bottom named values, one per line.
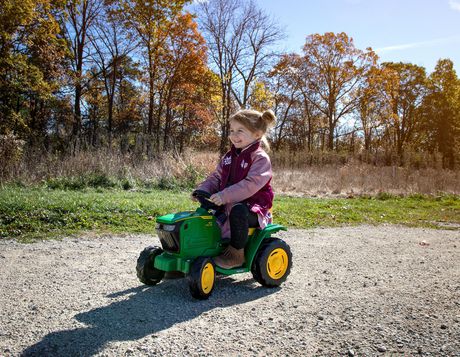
left=0, top=0, right=67, bottom=142
left=381, top=62, right=427, bottom=159
left=61, top=0, right=103, bottom=138
left=83, top=66, right=106, bottom=147
left=356, top=65, right=397, bottom=153
left=422, top=59, right=460, bottom=168
left=301, top=32, right=377, bottom=150
left=267, top=54, right=303, bottom=150
left=159, top=12, right=209, bottom=151
left=197, top=0, right=282, bottom=154
left=115, top=0, right=190, bottom=154
left=113, top=56, right=143, bottom=136
left=248, top=81, right=274, bottom=113
left=88, top=3, right=136, bottom=146
left=229, top=1, right=283, bottom=109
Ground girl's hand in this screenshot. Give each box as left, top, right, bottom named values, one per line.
left=209, top=192, right=224, bottom=206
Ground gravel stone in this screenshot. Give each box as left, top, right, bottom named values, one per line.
left=0, top=225, right=459, bottom=356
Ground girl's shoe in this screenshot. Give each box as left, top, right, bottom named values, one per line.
left=214, top=246, right=245, bottom=269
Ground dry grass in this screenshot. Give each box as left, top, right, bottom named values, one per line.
left=12, top=149, right=217, bottom=187
left=5, top=148, right=460, bottom=196
left=193, top=150, right=460, bottom=196
left=273, top=165, right=460, bottom=197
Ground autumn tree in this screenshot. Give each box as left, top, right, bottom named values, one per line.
left=380, top=62, right=427, bottom=160
left=356, top=65, right=399, bottom=153
left=113, top=56, right=143, bottom=136
left=159, top=12, right=210, bottom=151
left=83, top=65, right=106, bottom=146
left=0, top=0, right=67, bottom=141
left=114, top=0, right=189, bottom=154
left=248, top=81, right=274, bottom=114
left=301, top=32, right=377, bottom=150
left=421, top=59, right=460, bottom=168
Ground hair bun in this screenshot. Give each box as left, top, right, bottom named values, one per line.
left=262, top=109, right=276, bottom=126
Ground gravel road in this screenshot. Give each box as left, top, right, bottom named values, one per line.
left=0, top=225, right=459, bottom=356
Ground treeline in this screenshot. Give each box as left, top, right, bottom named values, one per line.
left=1, top=0, right=459, bottom=176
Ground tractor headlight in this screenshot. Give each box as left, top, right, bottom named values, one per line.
left=162, top=224, right=176, bottom=232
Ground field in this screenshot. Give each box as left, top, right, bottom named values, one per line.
left=1, top=149, right=459, bottom=241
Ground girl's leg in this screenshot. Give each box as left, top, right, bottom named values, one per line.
left=229, top=203, right=259, bottom=249
left=214, top=203, right=258, bottom=269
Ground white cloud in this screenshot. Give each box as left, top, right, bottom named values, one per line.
left=375, top=36, right=460, bottom=53
left=449, top=0, right=460, bottom=11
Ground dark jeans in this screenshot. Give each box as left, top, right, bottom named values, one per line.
left=229, top=203, right=259, bottom=250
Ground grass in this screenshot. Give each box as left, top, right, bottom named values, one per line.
left=1, top=186, right=459, bottom=242
left=275, top=193, right=460, bottom=228
left=4, top=148, right=460, bottom=196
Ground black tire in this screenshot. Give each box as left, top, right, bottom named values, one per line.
left=251, top=238, right=292, bottom=287
left=188, top=257, right=216, bottom=300
left=136, top=246, right=165, bottom=285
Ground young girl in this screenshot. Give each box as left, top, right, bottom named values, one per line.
left=193, top=109, right=276, bottom=269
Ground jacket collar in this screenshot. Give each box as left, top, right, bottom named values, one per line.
left=230, top=140, right=261, bottom=156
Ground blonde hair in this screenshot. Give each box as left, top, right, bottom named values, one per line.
left=229, top=109, right=276, bottom=150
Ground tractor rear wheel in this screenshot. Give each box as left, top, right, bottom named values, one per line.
left=251, top=238, right=292, bottom=287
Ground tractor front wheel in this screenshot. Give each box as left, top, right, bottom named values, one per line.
left=136, top=246, right=165, bottom=285
left=188, top=257, right=216, bottom=300
left=252, top=238, right=292, bottom=287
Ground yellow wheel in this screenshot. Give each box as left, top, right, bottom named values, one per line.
left=201, top=262, right=215, bottom=294
left=189, top=257, right=216, bottom=299
left=266, top=248, right=289, bottom=280
left=252, top=238, right=292, bottom=287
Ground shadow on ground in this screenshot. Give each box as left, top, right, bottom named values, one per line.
left=21, top=276, right=277, bottom=356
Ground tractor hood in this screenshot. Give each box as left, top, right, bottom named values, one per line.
left=155, top=208, right=209, bottom=225
left=156, top=211, right=194, bottom=225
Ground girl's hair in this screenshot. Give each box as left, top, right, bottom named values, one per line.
left=229, top=109, right=276, bottom=150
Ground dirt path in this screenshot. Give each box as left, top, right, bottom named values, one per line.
left=0, top=225, right=459, bottom=356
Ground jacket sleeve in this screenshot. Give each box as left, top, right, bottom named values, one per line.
left=195, top=160, right=223, bottom=194
left=219, top=152, right=272, bottom=204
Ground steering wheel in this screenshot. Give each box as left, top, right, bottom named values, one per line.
left=192, top=190, right=220, bottom=211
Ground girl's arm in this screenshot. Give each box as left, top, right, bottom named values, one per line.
left=195, top=161, right=223, bottom=194
left=219, top=153, right=272, bottom=204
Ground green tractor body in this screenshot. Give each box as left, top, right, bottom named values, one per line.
left=136, top=193, right=292, bottom=299
left=154, top=207, right=286, bottom=275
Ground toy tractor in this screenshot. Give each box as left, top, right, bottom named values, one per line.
left=136, top=190, right=292, bottom=299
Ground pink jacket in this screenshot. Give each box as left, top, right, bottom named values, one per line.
left=196, top=141, right=274, bottom=237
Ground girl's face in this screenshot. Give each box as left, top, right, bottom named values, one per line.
left=229, top=120, right=262, bottom=149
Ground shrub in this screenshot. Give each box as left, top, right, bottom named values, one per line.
left=0, top=134, right=25, bottom=181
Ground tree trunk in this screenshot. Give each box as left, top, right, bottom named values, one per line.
left=73, top=83, right=82, bottom=136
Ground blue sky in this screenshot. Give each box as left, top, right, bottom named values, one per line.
left=253, top=0, right=460, bottom=74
